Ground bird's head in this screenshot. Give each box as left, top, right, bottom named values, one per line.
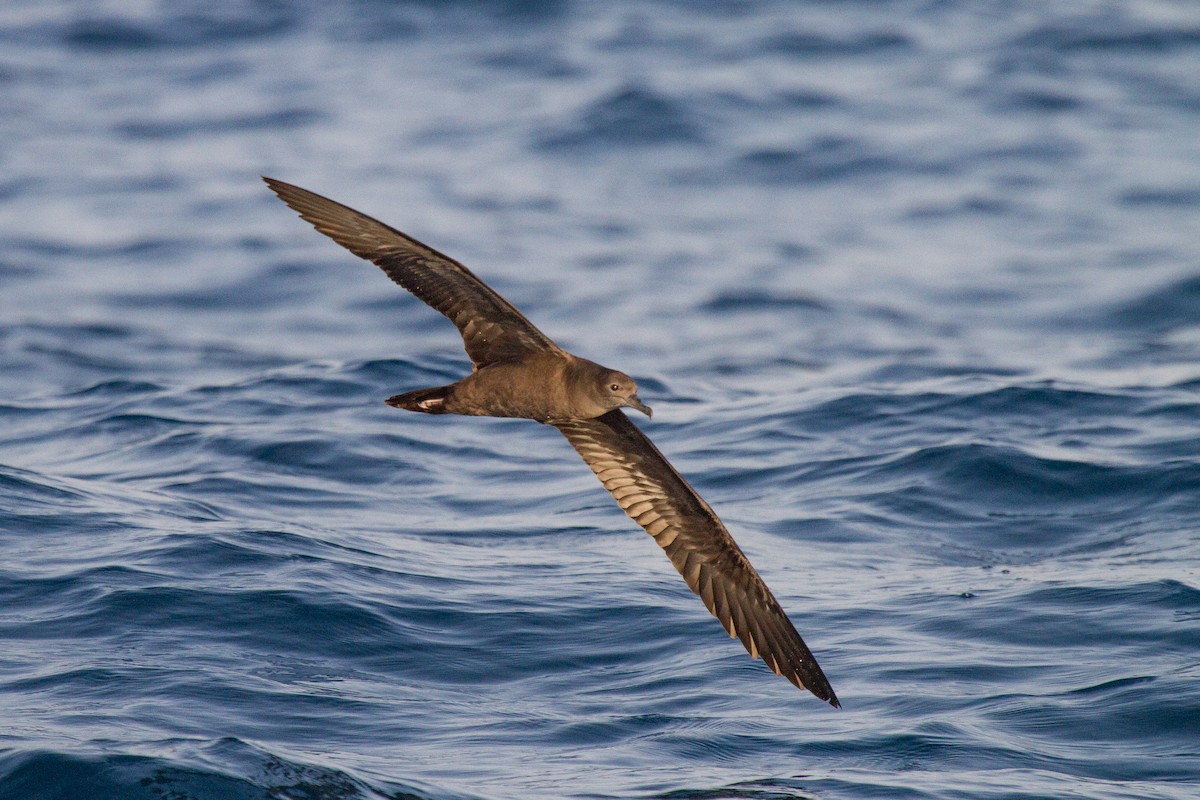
left=600, top=370, right=652, bottom=418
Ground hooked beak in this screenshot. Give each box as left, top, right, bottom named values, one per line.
left=625, top=394, right=653, bottom=418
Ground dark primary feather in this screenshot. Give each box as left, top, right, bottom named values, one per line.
left=263, top=177, right=560, bottom=368
left=554, top=410, right=840, bottom=707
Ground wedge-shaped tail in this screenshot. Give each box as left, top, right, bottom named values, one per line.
left=385, top=386, right=453, bottom=414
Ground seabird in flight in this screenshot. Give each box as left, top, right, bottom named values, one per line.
left=265, top=177, right=839, bottom=707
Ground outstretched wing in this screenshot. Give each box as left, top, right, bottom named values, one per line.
left=265, top=177, right=561, bottom=368
left=553, top=410, right=839, bottom=706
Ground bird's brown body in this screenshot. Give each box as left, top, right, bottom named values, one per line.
left=265, top=177, right=840, bottom=707
left=390, top=352, right=645, bottom=423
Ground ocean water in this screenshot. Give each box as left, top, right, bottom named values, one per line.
left=2, top=1, right=1199, bottom=798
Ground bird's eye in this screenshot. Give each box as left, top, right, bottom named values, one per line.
left=609, top=383, right=621, bottom=392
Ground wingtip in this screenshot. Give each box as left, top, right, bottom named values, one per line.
left=814, top=681, right=841, bottom=708
left=262, top=176, right=284, bottom=198
left=793, top=668, right=840, bottom=708
left=802, top=681, right=841, bottom=708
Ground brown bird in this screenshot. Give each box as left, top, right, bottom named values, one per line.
left=265, top=177, right=839, bottom=707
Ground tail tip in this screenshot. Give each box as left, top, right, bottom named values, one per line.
left=386, top=388, right=449, bottom=414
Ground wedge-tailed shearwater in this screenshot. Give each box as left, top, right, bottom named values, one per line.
left=265, top=177, right=839, bottom=707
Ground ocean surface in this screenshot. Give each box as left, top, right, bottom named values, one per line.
left=2, top=2, right=1199, bottom=798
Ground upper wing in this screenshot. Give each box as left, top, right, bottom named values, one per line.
left=553, top=410, right=839, bottom=706
left=265, top=177, right=561, bottom=368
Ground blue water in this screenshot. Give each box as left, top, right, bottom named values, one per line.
left=2, top=2, right=1199, bottom=798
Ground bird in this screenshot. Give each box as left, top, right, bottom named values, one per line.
left=264, top=177, right=839, bottom=707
